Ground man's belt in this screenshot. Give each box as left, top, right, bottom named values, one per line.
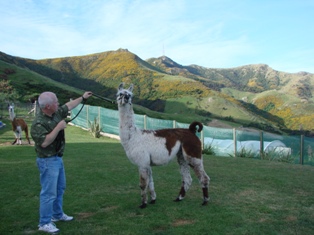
left=38, top=153, right=63, bottom=158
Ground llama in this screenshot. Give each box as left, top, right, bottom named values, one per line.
left=8, top=104, right=31, bottom=145
left=117, top=83, right=210, bottom=208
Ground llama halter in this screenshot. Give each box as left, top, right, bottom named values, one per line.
left=116, top=83, right=133, bottom=105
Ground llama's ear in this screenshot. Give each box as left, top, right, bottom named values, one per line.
left=118, top=83, right=124, bottom=91
left=128, top=84, right=134, bottom=92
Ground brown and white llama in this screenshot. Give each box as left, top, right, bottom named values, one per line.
left=117, top=83, right=210, bottom=208
left=8, top=104, right=31, bottom=145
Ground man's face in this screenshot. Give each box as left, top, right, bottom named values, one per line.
left=51, top=97, right=59, bottom=112
left=47, top=95, right=59, bottom=113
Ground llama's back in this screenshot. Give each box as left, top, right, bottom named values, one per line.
left=153, top=126, right=202, bottom=159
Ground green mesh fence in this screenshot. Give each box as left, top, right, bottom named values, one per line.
left=303, top=136, right=314, bottom=166
left=100, top=107, right=119, bottom=135
left=70, top=104, right=314, bottom=166
left=70, top=104, right=88, bottom=129
left=146, top=116, right=174, bottom=130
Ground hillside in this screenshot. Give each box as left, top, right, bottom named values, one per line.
left=0, top=60, right=116, bottom=109
left=1, top=50, right=314, bottom=134
left=147, top=56, right=314, bottom=132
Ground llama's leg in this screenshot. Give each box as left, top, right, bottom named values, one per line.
left=11, top=138, right=17, bottom=145
left=12, top=130, right=20, bottom=145
left=175, top=153, right=192, bottom=202
left=16, top=126, right=22, bottom=145
left=26, top=136, right=31, bottom=144
left=139, top=167, right=149, bottom=208
left=24, top=126, right=31, bottom=144
left=147, top=167, right=157, bottom=204
left=190, top=158, right=210, bottom=205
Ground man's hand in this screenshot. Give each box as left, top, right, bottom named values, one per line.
left=83, top=91, right=93, bottom=100
left=57, top=120, right=67, bottom=131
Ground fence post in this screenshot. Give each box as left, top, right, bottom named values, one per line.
left=233, top=128, right=237, bottom=157
left=68, top=99, right=72, bottom=119
left=201, top=129, right=204, bottom=150
left=260, top=131, right=264, bottom=159
left=98, top=107, right=101, bottom=131
left=144, top=115, right=147, bottom=130
left=300, top=135, right=304, bottom=165
left=34, top=101, right=37, bottom=116
left=86, top=105, right=89, bottom=129
left=173, top=120, right=176, bottom=128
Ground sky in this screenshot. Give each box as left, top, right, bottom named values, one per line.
left=0, top=0, right=313, bottom=73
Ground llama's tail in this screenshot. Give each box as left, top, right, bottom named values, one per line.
left=189, top=121, right=203, bottom=134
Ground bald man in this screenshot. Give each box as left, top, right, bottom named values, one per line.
left=31, top=91, right=92, bottom=234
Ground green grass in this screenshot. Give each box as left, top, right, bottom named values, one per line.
left=1, top=125, right=314, bottom=234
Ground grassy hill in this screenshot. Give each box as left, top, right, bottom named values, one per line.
left=147, top=57, right=314, bottom=133
left=1, top=50, right=314, bottom=134
left=0, top=60, right=116, bottom=109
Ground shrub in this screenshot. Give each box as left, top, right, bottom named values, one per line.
left=232, top=148, right=256, bottom=158
left=261, top=149, right=295, bottom=163
left=88, top=117, right=102, bottom=138
left=202, top=144, right=215, bottom=155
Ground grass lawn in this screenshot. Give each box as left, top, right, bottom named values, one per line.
left=0, top=124, right=314, bottom=234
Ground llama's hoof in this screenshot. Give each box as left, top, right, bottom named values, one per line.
left=202, top=200, right=209, bottom=206
left=202, top=197, right=210, bottom=206
left=174, top=198, right=182, bottom=202
left=150, top=199, right=156, bottom=204
left=139, top=203, right=147, bottom=209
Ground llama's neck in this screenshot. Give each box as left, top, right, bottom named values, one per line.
left=10, top=114, right=19, bottom=131
left=118, top=104, right=137, bottom=140
left=9, top=110, right=15, bottom=121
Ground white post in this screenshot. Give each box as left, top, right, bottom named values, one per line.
left=260, top=131, right=264, bottom=159
left=201, top=129, right=204, bottom=150
left=144, top=115, right=147, bottom=130
left=86, top=105, right=89, bottom=128
left=98, top=106, right=101, bottom=131
left=34, top=101, right=37, bottom=116
left=233, top=128, right=237, bottom=157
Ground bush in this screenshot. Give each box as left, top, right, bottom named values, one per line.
left=261, top=149, right=295, bottom=163
left=88, top=117, right=102, bottom=138
left=202, top=144, right=215, bottom=155
left=232, top=148, right=256, bottom=158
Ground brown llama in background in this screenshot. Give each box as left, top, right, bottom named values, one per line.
left=8, top=104, right=31, bottom=145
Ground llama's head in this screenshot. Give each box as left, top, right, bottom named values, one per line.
left=117, top=83, right=134, bottom=105
left=8, top=104, right=14, bottom=113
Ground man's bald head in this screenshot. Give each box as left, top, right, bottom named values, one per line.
left=38, top=92, right=58, bottom=109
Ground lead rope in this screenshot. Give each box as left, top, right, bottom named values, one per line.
left=66, top=94, right=116, bottom=123
left=56, top=97, right=86, bottom=154
left=66, top=97, right=86, bottom=123
left=57, top=94, right=114, bottom=153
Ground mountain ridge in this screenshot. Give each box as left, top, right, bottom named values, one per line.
left=1, top=49, right=313, bottom=134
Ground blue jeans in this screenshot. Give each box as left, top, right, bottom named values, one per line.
left=36, top=156, right=66, bottom=226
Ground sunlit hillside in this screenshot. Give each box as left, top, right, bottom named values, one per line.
left=1, top=49, right=314, bottom=134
